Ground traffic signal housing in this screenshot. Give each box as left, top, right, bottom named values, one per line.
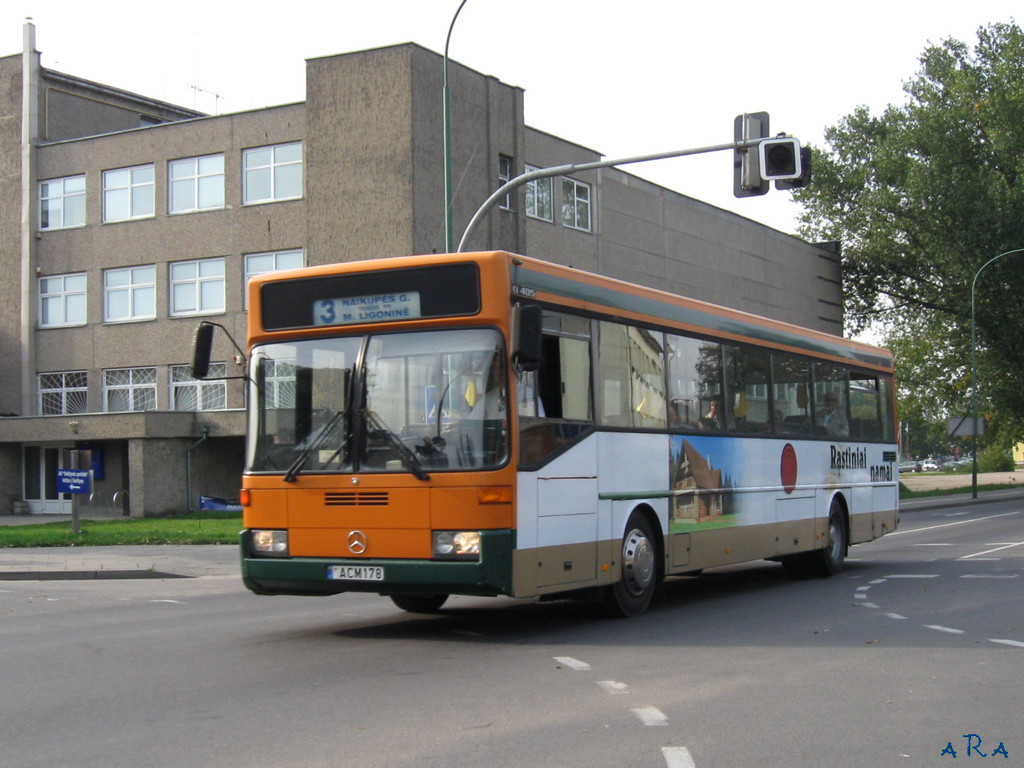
left=733, top=112, right=770, bottom=197
left=759, top=137, right=802, bottom=180
left=775, top=146, right=812, bottom=190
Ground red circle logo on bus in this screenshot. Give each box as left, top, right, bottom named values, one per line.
left=780, top=444, right=798, bottom=494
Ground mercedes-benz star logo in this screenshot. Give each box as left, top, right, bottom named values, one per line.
left=347, top=530, right=368, bottom=555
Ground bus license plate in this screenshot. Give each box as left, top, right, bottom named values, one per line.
left=327, top=565, right=384, bottom=581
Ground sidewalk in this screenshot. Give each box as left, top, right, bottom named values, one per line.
left=0, top=543, right=238, bottom=580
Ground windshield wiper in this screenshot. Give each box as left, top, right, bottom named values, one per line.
left=363, top=409, right=430, bottom=481
left=283, top=408, right=347, bottom=483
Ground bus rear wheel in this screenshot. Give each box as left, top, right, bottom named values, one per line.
left=606, top=512, right=660, bottom=617
left=809, top=501, right=847, bottom=576
left=389, top=593, right=449, bottom=613
left=780, top=500, right=847, bottom=578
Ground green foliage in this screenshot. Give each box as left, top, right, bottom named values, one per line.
left=794, top=22, right=1024, bottom=437
left=977, top=443, right=1014, bottom=472
left=0, top=514, right=241, bottom=548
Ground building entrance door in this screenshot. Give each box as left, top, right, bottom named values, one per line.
left=23, top=444, right=73, bottom=515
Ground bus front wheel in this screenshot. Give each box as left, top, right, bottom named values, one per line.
left=606, top=512, right=660, bottom=617
left=389, top=593, right=449, bottom=613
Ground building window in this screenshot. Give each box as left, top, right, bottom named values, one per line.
left=243, top=249, right=304, bottom=308
left=170, top=257, right=225, bottom=316
left=170, top=364, right=227, bottom=411
left=498, top=154, right=514, bottom=210
left=562, top=178, right=591, bottom=232
left=39, top=176, right=86, bottom=230
left=243, top=142, right=303, bottom=204
left=103, top=367, right=157, bottom=412
left=104, top=266, right=156, bottom=323
left=525, top=165, right=553, bottom=222
left=38, top=273, right=87, bottom=328
left=103, top=165, right=155, bottom=222
left=38, top=371, right=88, bottom=415
left=264, top=359, right=296, bottom=408
left=169, top=154, right=225, bottom=214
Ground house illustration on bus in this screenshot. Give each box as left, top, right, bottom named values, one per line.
left=670, top=438, right=729, bottom=525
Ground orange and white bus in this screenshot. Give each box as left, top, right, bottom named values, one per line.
left=210, top=250, right=898, bottom=616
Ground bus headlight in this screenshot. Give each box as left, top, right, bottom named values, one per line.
left=251, top=529, right=289, bottom=557
left=433, top=531, right=481, bottom=560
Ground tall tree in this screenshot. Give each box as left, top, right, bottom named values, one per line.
left=794, top=22, right=1024, bottom=441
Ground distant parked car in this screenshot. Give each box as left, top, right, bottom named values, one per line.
left=921, top=459, right=940, bottom=471
left=898, top=461, right=921, bottom=473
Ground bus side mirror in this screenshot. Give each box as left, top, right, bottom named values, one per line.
left=191, top=322, right=215, bottom=379
left=511, top=303, right=543, bottom=371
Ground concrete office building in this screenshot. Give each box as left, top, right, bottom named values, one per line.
left=0, top=23, right=841, bottom=517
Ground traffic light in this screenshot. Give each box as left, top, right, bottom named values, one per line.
left=775, top=146, right=812, bottom=190
left=733, top=112, right=769, bottom=197
left=759, top=137, right=803, bottom=181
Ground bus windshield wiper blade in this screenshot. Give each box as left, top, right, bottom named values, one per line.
left=363, top=409, right=430, bottom=481
left=283, top=408, right=347, bottom=483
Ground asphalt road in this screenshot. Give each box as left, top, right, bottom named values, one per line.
left=1, top=496, right=1020, bottom=768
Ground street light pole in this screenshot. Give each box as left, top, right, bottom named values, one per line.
left=443, top=0, right=469, bottom=253
left=970, top=247, right=1024, bottom=498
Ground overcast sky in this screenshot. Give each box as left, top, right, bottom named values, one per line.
left=3, top=0, right=1019, bottom=235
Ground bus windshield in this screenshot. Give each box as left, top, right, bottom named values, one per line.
left=248, top=327, right=508, bottom=475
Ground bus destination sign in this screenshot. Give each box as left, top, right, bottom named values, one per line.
left=313, top=291, right=422, bottom=326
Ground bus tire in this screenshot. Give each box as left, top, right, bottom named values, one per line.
left=606, top=512, right=660, bottom=617
left=808, top=499, right=847, bottom=576
left=389, top=593, right=449, bottom=613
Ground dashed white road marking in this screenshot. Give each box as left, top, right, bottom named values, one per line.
left=961, top=574, right=1018, bottom=579
left=553, top=656, right=591, bottom=671
left=924, top=624, right=965, bottom=634
left=859, top=602, right=879, bottom=609
left=662, top=746, right=697, bottom=768
left=597, top=680, right=630, bottom=695
left=989, top=639, right=1024, bottom=648
left=884, top=612, right=907, bottom=620
left=884, top=574, right=939, bottom=579
left=632, top=706, right=669, bottom=726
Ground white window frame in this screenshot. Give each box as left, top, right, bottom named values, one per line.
left=38, top=273, right=87, bottom=328
left=242, top=142, right=303, bottom=204
left=524, top=165, right=553, bottom=222
left=103, top=367, right=157, bottom=413
left=169, top=154, right=225, bottom=214
left=170, top=364, right=227, bottom=411
left=170, top=257, right=226, bottom=317
left=38, top=371, right=88, bottom=415
left=562, top=177, right=592, bottom=232
left=39, top=175, right=86, bottom=230
left=243, top=249, right=304, bottom=308
left=104, top=265, right=156, bottom=323
left=103, top=164, right=155, bottom=222
left=498, top=154, right=514, bottom=211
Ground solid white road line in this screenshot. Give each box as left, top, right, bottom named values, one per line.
left=959, top=541, right=1024, bottom=559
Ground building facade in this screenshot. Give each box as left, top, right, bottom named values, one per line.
left=0, top=24, right=842, bottom=517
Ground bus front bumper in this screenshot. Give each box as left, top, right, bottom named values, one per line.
left=239, top=529, right=514, bottom=597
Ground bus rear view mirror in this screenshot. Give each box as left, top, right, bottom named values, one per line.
left=191, top=322, right=215, bottom=379
left=511, top=303, right=543, bottom=371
